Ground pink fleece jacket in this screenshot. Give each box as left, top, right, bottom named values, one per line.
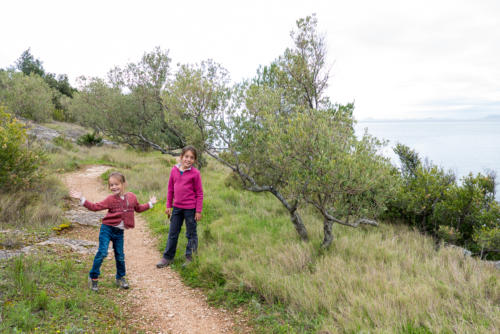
left=166, top=165, right=204, bottom=212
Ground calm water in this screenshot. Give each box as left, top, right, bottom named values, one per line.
left=355, top=120, right=500, bottom=183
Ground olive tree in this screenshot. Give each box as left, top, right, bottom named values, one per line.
left=0, top=70, right=54, bottom=122
left=162, top=60, right=233, bottom=166
left=70, top=47, right=186, bottom=154
left=268, top=107, right=395, bottom=248
left=202, top=15, right=337, bottom=241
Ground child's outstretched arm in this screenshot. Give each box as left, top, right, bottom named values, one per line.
left=134, top=194, right=157, bottom=212
left=69, top=190, right=110, bottom=211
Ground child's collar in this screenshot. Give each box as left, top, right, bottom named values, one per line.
left=176, top=163, right=192, bottom=172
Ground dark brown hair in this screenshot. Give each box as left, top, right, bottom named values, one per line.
left=181, top=145, right=197, bottom=161
left=108, top=172, right=126, bottom=185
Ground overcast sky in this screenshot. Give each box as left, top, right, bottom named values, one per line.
left=1, top=0, right=499, bottom=120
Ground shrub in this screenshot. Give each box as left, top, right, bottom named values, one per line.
left=391, top=143, right=500, bottom=259
left=0, top=71, right=54, bottom=122
left=52, top=108, right=65, bottom=121
left=77, top=132, right=103, bottom=147
left=53, top=135, right=74, bottom=150
left=0, top=106, right=45, bottom=191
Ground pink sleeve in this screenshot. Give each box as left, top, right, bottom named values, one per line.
left=83, top=197, right=110, bottom=211
left=166, top=168, right=175, bottom=209
left=194, top=172, right=204, bottom=213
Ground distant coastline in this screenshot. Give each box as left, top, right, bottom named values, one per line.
left=358, top=114, right=500, bottom=123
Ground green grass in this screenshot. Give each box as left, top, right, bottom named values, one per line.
left=0, top=253, right=137, bottom=333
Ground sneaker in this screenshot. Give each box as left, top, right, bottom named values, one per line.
left=88, top=277, right=99, bottom=292
left=156, top=257, right=173, bottom=268
left=116, top=277, right=129, bottom=289
left=182, top=255, right=193, bottom=268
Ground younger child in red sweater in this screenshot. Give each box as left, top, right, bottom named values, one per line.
left=70, top=172, right=156, bottom=291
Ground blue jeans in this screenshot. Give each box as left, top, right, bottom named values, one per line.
left=89, top=224, right=125, bottom=279
left=163, top=207, right=198, bottom=260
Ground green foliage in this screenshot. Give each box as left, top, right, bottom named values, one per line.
left=392, top=143, right=500, bottom=259
left=474, top=223, right=500, bottom=258
left=267, top=107, right=396, bottom=247
left=76, top=132, right=103, bottom=147
left=163, top=60, right=232, bottom=167
left=15, top=49, right=76, bottom=109
left=53, top=135, right=75, bottom=150
left=69, top=47, right=187, bottom=154
left=0, top=107, right=45, bottom=191
left=52, top=108, right=66, bottom=121
left=0, top=70, right=54, bottom=122
left=15, top=48, right=44, bottom=77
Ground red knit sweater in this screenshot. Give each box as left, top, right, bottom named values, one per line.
left=83, top=192, right=150, bottom=229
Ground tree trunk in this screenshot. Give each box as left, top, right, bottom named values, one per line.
left=290, top=208, right=309, bottom=241
left=204, top=150, right=309, bottom=241
left=321, top=218, right=334, bottom=249
left=269, top=189, right=308, bottom=241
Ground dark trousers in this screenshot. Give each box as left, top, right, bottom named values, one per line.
left=89, top=224, right=125, bottom=279
left=163, top=207, right=198, bottom=260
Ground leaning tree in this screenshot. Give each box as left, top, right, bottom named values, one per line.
left=268, top=107, right=396, bottom=248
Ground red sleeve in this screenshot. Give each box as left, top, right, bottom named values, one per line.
left=166, top=167, right=175, bottom=209
left=83, top=196, right=111, bottom=211
left=131, top=193, right=150, bottom=213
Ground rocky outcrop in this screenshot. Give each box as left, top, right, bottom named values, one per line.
left=23, top=120, right=116, bottom=146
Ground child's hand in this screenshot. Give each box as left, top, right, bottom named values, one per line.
left=195, top=212, right=202, bottom=221
left=149, top=195, right=157, bottom=205
left=69, top=190, right=82, bottom=199
left=165, top=207, right=172, bottom=218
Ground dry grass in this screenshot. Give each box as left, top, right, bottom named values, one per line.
left=189, top=161, right=500, bottom=334
left=0, top=175, right=67, bottom=230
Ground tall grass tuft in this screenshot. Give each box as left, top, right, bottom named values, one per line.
left=0, top=175, right=66, bottom=229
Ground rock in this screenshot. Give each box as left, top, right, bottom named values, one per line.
left=64, top=209, right=104, bottom=227
left=31, top=237, right=98, bottom=254
left=0, top=250, right=23, bottom=261
left=447, top=244, right=473, bottom=257
left=25, top=122, right=61, bottom=141
left=22, top=119, right=118, bottom=147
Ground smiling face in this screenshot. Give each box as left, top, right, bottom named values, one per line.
left=108, top=176, right=125, bottom=196
left=180, top=149, right=196, bottom=170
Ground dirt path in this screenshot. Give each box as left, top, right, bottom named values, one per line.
left=64, top=166, right=248, bottom=334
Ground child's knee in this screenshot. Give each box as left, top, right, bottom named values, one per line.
left=96, top=249, right=108, bottom=259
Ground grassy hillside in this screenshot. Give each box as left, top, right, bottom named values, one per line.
left=81, top=146, right=498, bottom=333
left=2, top=134, right=498, bottom=333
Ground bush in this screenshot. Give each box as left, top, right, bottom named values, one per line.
left=77, top=132, right=103, bottom=147
left=52, top=108, right=65, bottom=121
left=0, top=71, right=54, bottom=122
left=390, top=143, right=500, bottom=259
left=0, top=107, right=45, bottom=191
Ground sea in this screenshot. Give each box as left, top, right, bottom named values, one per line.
left=355, top=119, right=500, bottom=194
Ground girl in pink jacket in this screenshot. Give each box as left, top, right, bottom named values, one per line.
left=156, top=146, right=204, bottom=268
